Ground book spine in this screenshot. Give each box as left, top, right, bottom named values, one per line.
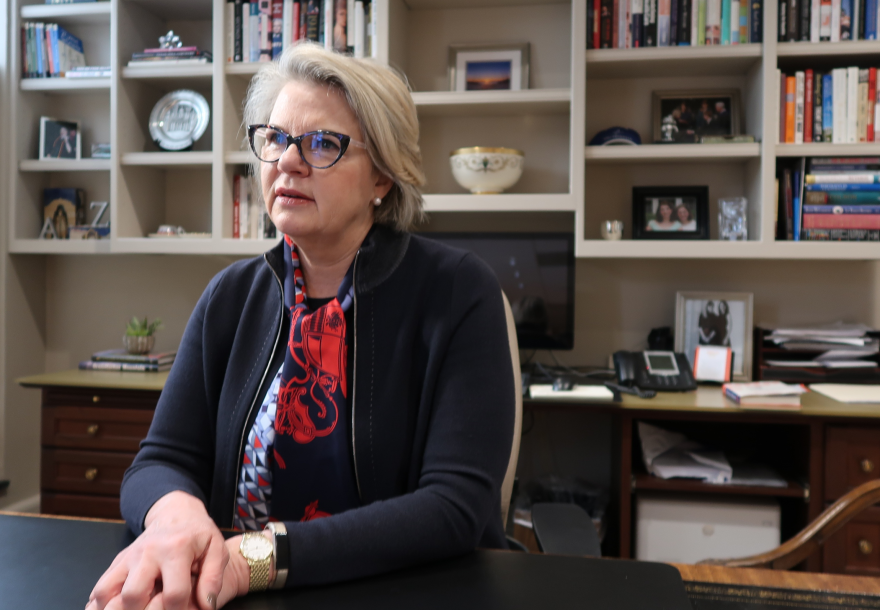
left=784, top=167, right=794, bottom=239
left=680, top=0, right=693, bottom=40
left=730, top=0, right=740, bottom=41
left=867, top=0, right=878, bottom=36
left=721, top=0, right=731, bottom=42
left=831, top=0, right=841, bottom=39
left=803, top=214, right=880, bottom=228
left=626, top=0, right=634, bottom=46
left=240, top=173, right=250, bottom=238
left=788, top=0, right=799, bottom=38
left=707, top=0, right=721, bottom=41
left=633, top=0, right=646, bottom=45
left=832, top=68, right=845, bottom=143
left=801, top=0, right=812, bottom=37
left=601, top=0, right=613, bottom=46
left=802, top=228, right=880, bottom=239
left=859, top=68, right=870, bottom=141
left=858, top=0, right=866, bottom=36
left=587, top=0, right=595, bottom=47
left=241, top=2, right=251, bottom=61
left=671, top=0, right=680, bottom=43
left=810, top=0, right=821, bottom=37
left=811, top=155, right=880, bottom=163
left=807, top=174, right=880, bottom=183
left=876, top=73, right=880, bottom=141
left=804, top=204, right=880, bottom=212
left=795, top=71, right=805, bottom=144
left=806, top=182, right=880, bottom=190
left=779, top=0, right=787, bottom=39
left=785, top=75, right=796, bottom=143
left=813, top=71, right=823, bottom=141
left=613, top=0, right=620, bottom=46
left=693, top=0, right=701, bottom=43
left=750, top=0, right=762, bottom=40
left=841, top=0, right=853, bottom=37
left=233, top=174, right=241, bottom=238
left=593, top=0, right=602, bottom=48
left=822, top=73, right=834, bottom=141
left=793, top=167, right=802, bottom=240
left=79, top=361, right=163, bottom=372
left=250, top=2, right=261, bottom=61
left=659, top=0, right=671, bottom=43
left=723, top=387, right=743, bottom=404
left=805, top=70, right=814, bottom=142
left=778, top=69, right=785, bottom=143
left=820, top=0, right=832, bottom=36
left=324, top=0, right=333, bottom=51
left=272, top=0, right=283, bottom=58
left=282, top=0, right=292, bottom=50
left=847, top=66, right=860, bottom=143
left=233, top=0, right=243, bottom=61
left=353, top=0, right=364, bottom=57
left=869, top=67, right=877, bottom=141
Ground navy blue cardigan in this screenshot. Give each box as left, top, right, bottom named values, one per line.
left=120, top=225, right=516, bottom=587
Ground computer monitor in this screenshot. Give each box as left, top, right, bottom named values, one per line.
left=424, top=232, right=575, bottom=351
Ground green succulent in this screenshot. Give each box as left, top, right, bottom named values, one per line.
left=125, top=316, right=163, bottom=337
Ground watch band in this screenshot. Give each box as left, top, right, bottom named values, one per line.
left=247, top=554, right=271, bottom=593
left=239, top=532, right=272, bottom=593
left=264, top=522, right=289, bottom=589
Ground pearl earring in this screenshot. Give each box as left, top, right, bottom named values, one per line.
left=372, top=197, right=382, bottom=206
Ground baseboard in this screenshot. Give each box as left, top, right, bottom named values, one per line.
left=1, top=493, right=40, bottom=513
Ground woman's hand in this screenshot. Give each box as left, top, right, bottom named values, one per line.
left=86, top=491, right=233, bottom=610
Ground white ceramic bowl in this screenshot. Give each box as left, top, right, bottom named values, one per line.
left=449, top=147, right=524, bottom=194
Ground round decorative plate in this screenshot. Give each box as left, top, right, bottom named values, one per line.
left=148, top=90, right=210, bottom=151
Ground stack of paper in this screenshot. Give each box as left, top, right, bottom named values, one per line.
left=767, top=322, right=878, bottom=369
left=810, top=384, right=880, bottom=404
left=638, top=422, right=732, bottom=484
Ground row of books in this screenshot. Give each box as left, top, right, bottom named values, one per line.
left=777, top=157, right=880, bottom=241
left=21, top=22, right=85, bottom=78
left=777, top=0, right=880, bottom=41
left=586, top=0, right=763, bottom=49
left=226, top=0, right=378, bottom=64
left=79, top=349, right=176, bottom=373
left=128, top=47, right=213, bottom=67
left=232, top=174, right=278, bottom=239
left=777, top=67, right=880, bottom=144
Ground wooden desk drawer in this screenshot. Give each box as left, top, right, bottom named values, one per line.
left=42, top=406, right=152, bottom=451
left=40, top=449, right=136, bottom=496
left=40, top=492, right=122, bottom=520
left=823, top=507, right=880, bottom=575
left=825, top=427, right=880, bottom=500
left=43, top=386, right=161, bottom=410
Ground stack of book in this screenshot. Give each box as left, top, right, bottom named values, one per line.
left=232, top=174, right=276, bottom=239
left=778, top=157, right=880, bottom=241
left=778, top=67, right=879, bottom=145
left=128, top=46, right=212, bottom=67
left=722, top=381, right=808, bottom=410
left=777, top=0, right=880, bottom=42
left=79, top=349, right=176, bottom=372
left=587, top=0, right=763, bottom=49
left=227, top=0, right=377, bottom=63
left=21, top=22, right=85, bottom=78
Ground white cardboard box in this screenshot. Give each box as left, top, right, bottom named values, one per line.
left=635, top=494, right=780, bottom=564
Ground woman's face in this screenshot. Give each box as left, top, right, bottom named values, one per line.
left=261, top=80, right=392, bottom=249
left=659, top=203, right=673, bottom=220
left=677, top=206, right=690, bottom=222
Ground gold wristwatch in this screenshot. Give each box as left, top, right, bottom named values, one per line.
left=239, top=532, right=274, bottom=592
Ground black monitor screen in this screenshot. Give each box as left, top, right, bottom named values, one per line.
left=424, top=232, right=575, bottom=350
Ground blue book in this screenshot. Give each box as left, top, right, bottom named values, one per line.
left=750, top=0, right=762, bottom=42
left=35, top=23, right=43, bottom=77
left=272, top=0, right=282, bottom=59
left=249, top=1, right=260, bottom=62
left=822, top=73, right=833, bottom=142
left=57, top=25, right=83, bottom=54
left=841, top=0, right=854, bottom=38
left=806, top=183, right=880, bottom=191
left=793, top=169, right=801, bottom=241
left=803, top=205, right=880, bottom=213
left=867, top=0, right=878, bottom=38
left=721, top=0, right=731, bottom=43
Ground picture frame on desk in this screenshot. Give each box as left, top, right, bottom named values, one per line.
left=652, top=89, right=741, bottom=144
left=632, top=186, right=709, bottom=240
left=675, top=291, right=754, bottom=382
left=448, top=43, right=530, bottom=92
left=39, top=117, right=81, bottom=161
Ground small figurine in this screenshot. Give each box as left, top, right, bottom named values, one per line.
left=159, top=30, right=182, bottom=49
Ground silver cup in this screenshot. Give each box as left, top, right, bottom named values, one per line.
left=600, top=220, right=624, bottom=240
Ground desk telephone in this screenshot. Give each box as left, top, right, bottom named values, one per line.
left=612, top=351, right=697, bottom=393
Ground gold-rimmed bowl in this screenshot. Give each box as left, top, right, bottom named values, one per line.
left=449, top=147, right=525, bottom=194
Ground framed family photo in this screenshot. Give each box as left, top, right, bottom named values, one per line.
left=448, top=43, right=530, bottom=92
left=652, top=89, right=741, bottom=143
left=39, top=117, right=81, bottom=160
left=632, top=186, right=709, bottom=240
left=675, top=291, right=754, bottom=381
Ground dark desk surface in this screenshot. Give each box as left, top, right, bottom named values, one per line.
left=0, top=512, right=691, bottom=610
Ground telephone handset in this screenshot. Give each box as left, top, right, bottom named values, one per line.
left=612, top=350, right=697, bottom=392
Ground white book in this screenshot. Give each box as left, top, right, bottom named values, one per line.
left=831, top=0, right=841, bottom=40
left=239, top=175, right=250, bottom=239
left=659, top=0, right=671, bottom=45
left=625, top=0, right=633, bottom=47
left=241, top=2, right=251, bottom=63
left=707, top=0, right=721, bottom=43
left=731, top=0, right=740, bottom=42
left=249, top=4, right=260, bottom=62
left=847, top=65, right=859, bottom=143
left=795, top=71, right=805, bottom=144
left=370, top=1, right=378, bottom=58
left=282, top=0, right=292, bottom=50
left=618, top=0, right=628, bottom=47
left=324, top=0, right=333, bottom=50
left=226, top=0, right=235, bottom=63
left=810, top=0, right=820, bottom=40
left=347, top=0, right=355, bottom=43
left=353, top=1, right=364, bottom=58
left=832, top=68, right=847, bottom=143
left=853, top=0, right=860, bottom=42
left=691, top=0, right=699, bottom=45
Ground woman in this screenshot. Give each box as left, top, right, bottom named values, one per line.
left=675, top=204, right=696, bottom=231
left=87, top=43, right=515, bottom=610
left=646, top=200, right=680, bottom=231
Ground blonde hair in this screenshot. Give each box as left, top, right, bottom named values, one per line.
left=243, top=42, right=426, bottom=231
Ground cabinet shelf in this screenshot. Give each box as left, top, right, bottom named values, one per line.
left=585, top=44, right=762, bottom=79
left=632, top=474, right=806, bottom=498
left=9, top=238, right=111, bottom=255
left=585, top=143, right=760, bottom=163
left=21, top=78, right=110, bottom=93
left=20, top=159, right=111, bottom=172
left=122, top=65, right=213, bottom=82
left=225, top=62, right=262, bottom=77
left=412, top=89, right=570, bottom=117
left=121, top=152, right=213, bottom=168
left=423, top=193, right=576, bottom=212
left=578, top=240, right=880, bottom=259
left=21, top=1, right=111, bottom=23
left=225, top=151, right=252, bottom=164
left=776, top=143, right=880, bottom=156
left=777, top=40, right=880, bottom=58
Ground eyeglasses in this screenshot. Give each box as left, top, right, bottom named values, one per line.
left=247, top=124, right=367, bottom=169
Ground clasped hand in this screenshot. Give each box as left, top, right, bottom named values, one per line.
left=86, top=491, right=251, bottom=610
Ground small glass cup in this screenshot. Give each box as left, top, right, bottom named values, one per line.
left=600, top=220, right=624, bottom=240
left=718, top=197, right=747, bottom=241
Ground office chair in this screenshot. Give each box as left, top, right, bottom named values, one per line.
left=531, top=502, right=603, bottom=557
left=500, top=292, right=523, bottom=528
left=702, top=479, right=880, bottom=569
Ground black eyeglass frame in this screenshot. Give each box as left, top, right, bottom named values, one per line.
left=247, top=124, right=367, bottom=169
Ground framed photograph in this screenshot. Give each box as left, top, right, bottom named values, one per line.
left=448, top=43, right=530, bottom=92
left=632, top=186, right=709, bottom=240
left=675, top=291, right=754, bottom=381
left=39, top=117, right=81, bottom=160
left=652, top=89, right=741, bottom=143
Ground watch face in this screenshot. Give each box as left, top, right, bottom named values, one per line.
left=241, top=534, right=273, bottom=561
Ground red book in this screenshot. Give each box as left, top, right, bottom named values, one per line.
left=292, top=1, right=300, bottom=42
left=233, top=174, right=241, bottom=239
left=803, top=214, right=880, bottom=229
left=785, top=76, right=796, bottom=144
left=612, top=0, right=620, bottom=47
left=593, top=0, right=601, bottom=48
left=868, top=67, right=877, bottom=142
left=804, top=70, right=814, bottom=143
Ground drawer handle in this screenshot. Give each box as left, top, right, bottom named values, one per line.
left=86, top=424, right=99, bottom=437
left=92, top=395, right=100, bottom=403
left=860, top=540, right=874, bottom=555
left=84, top=468, right=98, bottom=481
left=862, top=459, right=875, bottom=474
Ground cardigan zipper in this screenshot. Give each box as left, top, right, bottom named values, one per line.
left=351, top=250, right=363, bottom=501
left=229, top=254, right=286, bottom=527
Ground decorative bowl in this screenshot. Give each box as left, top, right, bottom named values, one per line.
left=123, top=334, right=154, bottom=355
left=449, top=147, right=525, bottom=194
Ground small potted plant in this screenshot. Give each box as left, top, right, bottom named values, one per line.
left=123, top=316, right=162, bottom=354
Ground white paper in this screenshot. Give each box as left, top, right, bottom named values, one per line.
left=528, top=384, right=614, bottom=401
left=637, top=422, right=732, bottom=483
left=693, top=346, right=730, bottom=382
left=810, top=384, right=880, bottom=403
left=768, top=322, right=872, bottom=338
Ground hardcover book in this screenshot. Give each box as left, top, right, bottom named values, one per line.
left=43, top=188, right=85, bottom=239
left=91, top=349, right=177, bottom=365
